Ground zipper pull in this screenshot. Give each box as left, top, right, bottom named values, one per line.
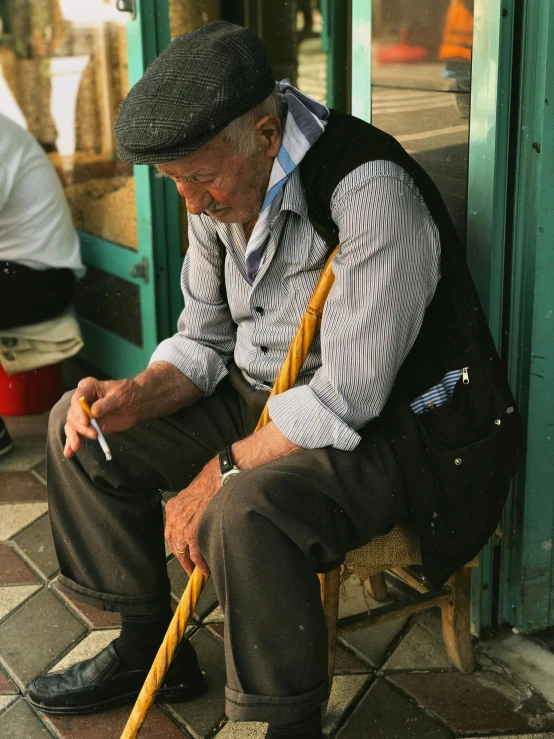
left=462, top=367, right=469, bottom=385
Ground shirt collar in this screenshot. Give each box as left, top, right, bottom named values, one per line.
left=279, top=167, right=309, bottom=221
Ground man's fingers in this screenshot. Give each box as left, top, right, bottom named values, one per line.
left=175, top=547, right=194, bottom=576
left=64, top=423, right=81, bottom=456
left=67, top=404, right=96, bottom=439
left=69, top=389, right=97, bottom=437
left=188, top=544, right=210, bottom=577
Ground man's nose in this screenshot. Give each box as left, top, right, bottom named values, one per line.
left=176, top=182, right=210, bottom=215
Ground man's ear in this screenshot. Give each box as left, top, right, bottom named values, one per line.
left=255, top=115, right=281, bottom=157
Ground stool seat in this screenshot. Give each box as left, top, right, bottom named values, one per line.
left=345, top=523, right=479, bottom=578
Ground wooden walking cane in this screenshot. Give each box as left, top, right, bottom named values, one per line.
left=120, top=245, right=340, bottom=738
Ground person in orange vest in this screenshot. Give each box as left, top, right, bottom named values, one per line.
left=439, top=0, right=474, bottom=118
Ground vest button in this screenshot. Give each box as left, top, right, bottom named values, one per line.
left=454, top=458, right=462, bottom=466
left=255, top=307, right=265, bottom=316
left=260, top=346, right=268, bottom=354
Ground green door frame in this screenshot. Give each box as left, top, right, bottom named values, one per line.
left=498, top=0, right=554, bottom=632
left=77, top=0, right=175, bottom=379
left=465, top=0, right=517, bottom=634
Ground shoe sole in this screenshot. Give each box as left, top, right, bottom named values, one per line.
left=0, top=443, right=13, bottom=456
left=27, top=677, right=206, bottom=716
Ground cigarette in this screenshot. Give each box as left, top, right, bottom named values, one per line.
left=78, top=397, right=112, bottom=461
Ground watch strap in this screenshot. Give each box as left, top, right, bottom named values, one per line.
left=219, top=445, right=238, bottom=476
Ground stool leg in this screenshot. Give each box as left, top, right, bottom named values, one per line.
left=440, top=567, right=475, bottom=674
left=363, top=572, right=388, bottom=602
left=319, top=567, right=341, bottom=698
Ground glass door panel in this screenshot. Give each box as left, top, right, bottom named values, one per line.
left=0, top=0, right=159, bottom=377
left=371, top=0, right=473, bottom=246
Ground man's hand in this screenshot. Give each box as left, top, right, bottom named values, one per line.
left=165, top=421, right=301, bottom=576
left=64, top=377, right=146, bottom=457
left=63, top=361, right=203, bottom=458
left=164, top=459, right=221, bottom=576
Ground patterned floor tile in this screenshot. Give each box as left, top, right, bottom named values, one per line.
left=0, top=472, right=47, bottom=502
left=324, top=673, right=372, bottom=736
left=0, top=698, right=53, bottom=737
left=0, top=695, right=17, bottom=713
left=333, top=645, right=371, bottom=675
left=0, top=587, right=86, bottom=688
left=0, top=584, right=42, bottom=621
left=216, top=721, right=266, bottom=738
left=338, top=612, right=408, bottom=669
left=164, top=628, right=227, bottom=739
left=207, top=622, right=225, bottom=642
left=44, top=704, right=187, bottom=738
left=382, top=610, right=453, bottom=672
left=49, top=630, right=119, bottom=672
left=0, top=664, right=18, bottom=693
left=31, top=460, right=47, bottom=485
left=204, top=606, right=224, bottom=624
left=388, top=671, right=535, bottom=734
left=0, top=503, right=48, bottom=541
left=337, top=677, right=453, bottom=739
left=168, top=558, right=219, bottom=619
left=0, top=543, right=39, bottom=585
left=52, top=583, right=121, bottom=629
left=13, top=514, right=59, bottom=580
left=0, top=438, right=46, bottom=473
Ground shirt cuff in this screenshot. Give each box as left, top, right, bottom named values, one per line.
left=149, top=337, right=228, bottom=395
left=268, top=385, right=362, bottom=451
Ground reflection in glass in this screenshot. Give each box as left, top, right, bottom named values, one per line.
left=371, top=0, right=474, bottom=245
left=0, top=0, right=136, bottom=247
left=219, top=1, right=327, bottom=104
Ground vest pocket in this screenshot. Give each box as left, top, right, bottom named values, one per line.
left=416, top=379, right=520, bottom=496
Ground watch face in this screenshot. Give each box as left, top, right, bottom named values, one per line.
left=221, top=469, right=241, bottom=485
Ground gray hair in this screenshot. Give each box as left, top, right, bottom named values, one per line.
left=220, top=91, right=282, bottom=157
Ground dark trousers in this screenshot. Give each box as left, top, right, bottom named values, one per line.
left=0, top=261, right=75, bottom=330
left=47, top=370, right=407, bottom=723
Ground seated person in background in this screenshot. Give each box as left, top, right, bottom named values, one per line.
left=0, top=113, right=85, bottom=455
left=0, top=113, right=85, bottom=331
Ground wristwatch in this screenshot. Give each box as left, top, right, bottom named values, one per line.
left=219, top=445, right=241, bottom=485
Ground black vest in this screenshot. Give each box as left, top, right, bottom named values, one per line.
left=300, top=111, right=523, bottom=586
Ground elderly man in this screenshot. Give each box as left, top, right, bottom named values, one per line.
left=28, top=22, right=519, bottom=739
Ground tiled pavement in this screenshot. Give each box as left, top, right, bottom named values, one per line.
left=1, top=414, right=554, bottom=739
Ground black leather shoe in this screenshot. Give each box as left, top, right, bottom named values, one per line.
left=27, top=638, right=205, bottom=715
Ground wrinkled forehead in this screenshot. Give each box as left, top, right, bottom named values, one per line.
left=155, top=136, right=235, bottom=178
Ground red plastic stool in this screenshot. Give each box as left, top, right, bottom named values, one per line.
left=377, top=29, right=430, bottom=64
left=0, top=363, right=62, bottom=415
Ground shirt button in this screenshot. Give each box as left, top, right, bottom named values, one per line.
left=260, top=346, right=268, bottom=354
left=255, top=306, right=265, bottom=316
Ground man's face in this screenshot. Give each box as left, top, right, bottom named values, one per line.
left=155, top=116, right=281, bottom=225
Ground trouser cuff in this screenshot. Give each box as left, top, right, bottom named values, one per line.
left=57, top=574, right=171, bottom=615
left=225, top=682, right=328, bottom=724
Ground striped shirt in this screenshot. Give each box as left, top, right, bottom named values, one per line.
left=150, top=160, right=441, bottom=451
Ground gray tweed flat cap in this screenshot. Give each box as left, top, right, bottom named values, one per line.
left=116, top=21, right=275, bottom=165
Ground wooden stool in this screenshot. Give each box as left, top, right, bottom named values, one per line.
left=319, top=523, right=478, bottom=694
